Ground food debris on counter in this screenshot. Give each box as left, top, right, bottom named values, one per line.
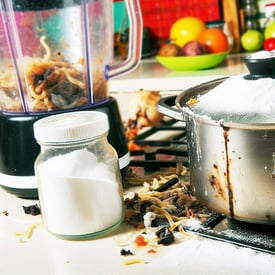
left=123, top=163, right=187, bottom=187
left=119, top=162, right=211, bottom=266
left=134, top=234, right=148, bottom=247
left=2, top=210, right=8, bottom=216
left=123, top=258, right=148, bottom=266
left=155, top=226, right=175, bottom=245
left=128, top=89, right=163, bottom=128
left=120, top=92, right=212, bottom=266
left=124, top=89, right=164, bottom=151
left=143, top=211, right=156, bottom=232
left=15, top=222, right=41, bottom=243
left=120, top=248, right=134, bottom=256
left=22, top=203, right=41, bottom=216
left=119, top=232, right=154, bottom=266
left=123, top=164, right=211, bottom=229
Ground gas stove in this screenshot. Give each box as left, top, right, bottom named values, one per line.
left=128, top=119, right=275, bottom=255
left=129, top=118, right=188, bottom=169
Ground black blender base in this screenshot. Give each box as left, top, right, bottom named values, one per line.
left=0, top=186, right=38, bottom=199
left=0, top=172, right=39, bottom=199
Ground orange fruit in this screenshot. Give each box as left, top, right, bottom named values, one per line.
left=170, top=17, right=206, bottom=47
left=198, top=28, right=229, bottom=53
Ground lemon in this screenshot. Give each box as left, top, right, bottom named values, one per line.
left=241, top=29, right=264, bottom=51
left=169, top=17, right=206, bottom=47
left=264, top=21, right=275, bottom=39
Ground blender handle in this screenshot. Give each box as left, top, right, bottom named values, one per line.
left=106, top=0, right=143, bottom=79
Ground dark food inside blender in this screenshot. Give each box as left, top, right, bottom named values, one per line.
left=0, top=36, right=107, bottom=113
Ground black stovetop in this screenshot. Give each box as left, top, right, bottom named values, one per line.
left=184, top=213, right=275, bottom=255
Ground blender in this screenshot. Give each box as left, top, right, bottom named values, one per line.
left=0, top=0, right=143, bottom=198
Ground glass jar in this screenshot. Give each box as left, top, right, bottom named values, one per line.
left=264, top=3, right=275, bottom=29
left=33, top=111, right=124, bottom=240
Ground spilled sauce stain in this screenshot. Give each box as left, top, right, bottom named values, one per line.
left=209, top=167, right=226, bottom=200
left=223, top=126, right=235, bottom=217
left=272, top=153, right=275, bottom=179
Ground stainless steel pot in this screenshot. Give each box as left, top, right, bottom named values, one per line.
left=158, top=77, right=275, bottom=224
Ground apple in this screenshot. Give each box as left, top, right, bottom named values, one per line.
left=180, top=40, right=207, bottom=56
left=263, top=37, right=275, bottom=51
left=158, top=43, right=180, bottom=57
left=264, top=21, right=275, bottom=39
left=241, top=29, right=264, bottom=52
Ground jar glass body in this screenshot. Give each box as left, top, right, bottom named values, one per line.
left=264, top=4, right=275, bottom=31
left=35, top=132, right=124, bottom=240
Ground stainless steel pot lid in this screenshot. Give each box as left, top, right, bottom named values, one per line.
left=180, top=51, right=275, bottom=125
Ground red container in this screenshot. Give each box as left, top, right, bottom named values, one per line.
left=139, top=0, right=222, bottom=48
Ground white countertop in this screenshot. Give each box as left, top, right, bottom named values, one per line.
left=1, top=187, right=275, bottom=275
left=109, top=54, right=248, bottom=93
left=1, top=55, right=275, bottom=275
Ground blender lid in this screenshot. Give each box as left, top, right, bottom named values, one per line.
left=11, top=0, right=81, bottom=11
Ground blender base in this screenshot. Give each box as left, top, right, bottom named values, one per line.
left=0, top=173, right=38, bottom=198
left=0, top=97, right=129, bottom=198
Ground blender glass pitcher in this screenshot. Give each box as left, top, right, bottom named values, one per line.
left=0, top=0, right=142, bottom=113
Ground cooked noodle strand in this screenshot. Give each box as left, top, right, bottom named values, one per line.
left=40, top=35, right=51, bottom=61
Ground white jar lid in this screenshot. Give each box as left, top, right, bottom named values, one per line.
left=33, top=111, right=109, bottom=142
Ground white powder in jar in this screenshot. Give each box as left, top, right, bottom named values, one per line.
left=37, top=149, right=123, bottom=236
left=190, top=74, right=275, bottom=123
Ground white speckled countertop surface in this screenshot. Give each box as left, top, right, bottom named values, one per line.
left=1, top=187, right=275, bottom=275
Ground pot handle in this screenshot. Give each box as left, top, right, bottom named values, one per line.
left=158, top=96, right=184, bottom=121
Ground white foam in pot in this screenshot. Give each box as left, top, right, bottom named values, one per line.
left=190, top=74, right=275, bottom=123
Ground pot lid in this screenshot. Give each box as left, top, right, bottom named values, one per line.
left=181, top=51, right=275, bottom=125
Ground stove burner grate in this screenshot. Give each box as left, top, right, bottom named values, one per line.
left=129, top=119, right=188, bottom=168
left=130, top=148, right=189, bottom=168
left=134, top=119, right=186, bottom=147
